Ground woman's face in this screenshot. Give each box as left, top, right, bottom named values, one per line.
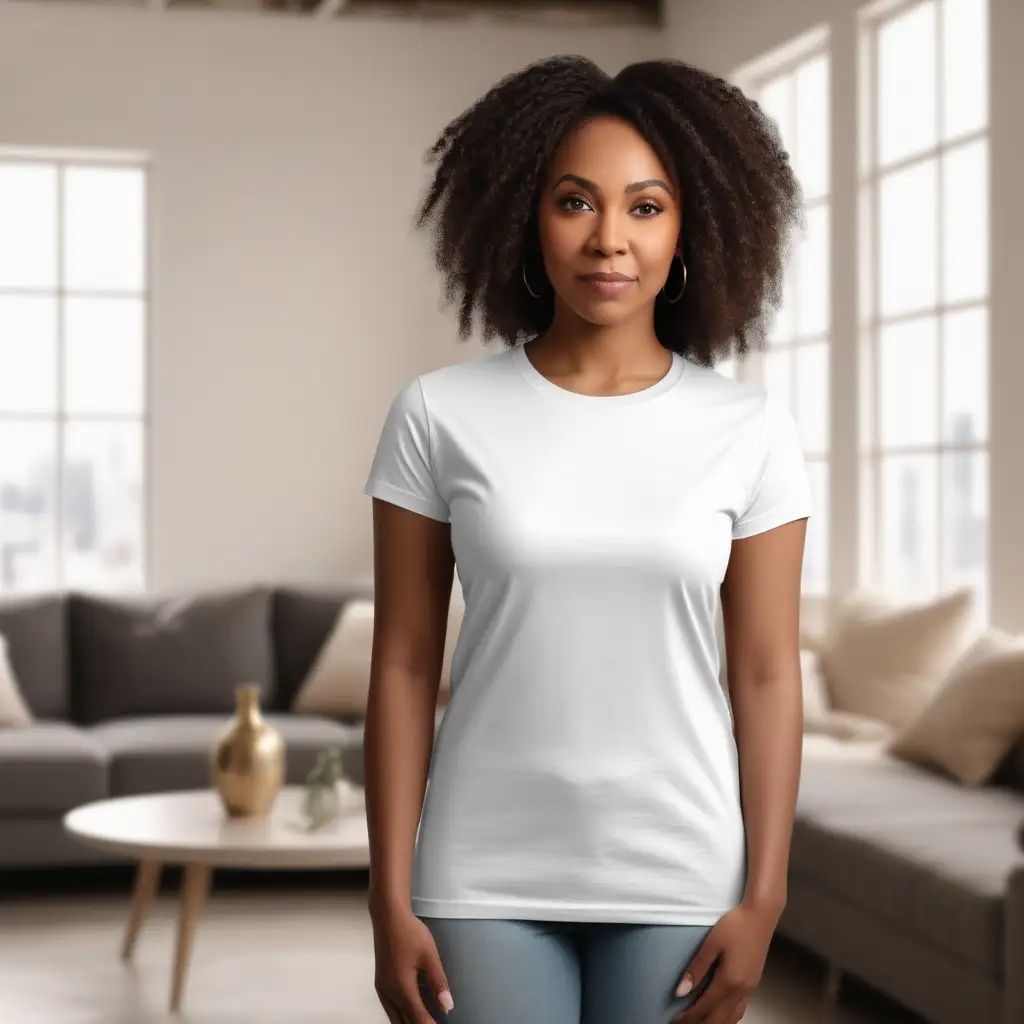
left=535, top=115, right=682, bottom=328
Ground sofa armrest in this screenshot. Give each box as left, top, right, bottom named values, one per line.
left=1005, top=859, right=1024, bottom=1024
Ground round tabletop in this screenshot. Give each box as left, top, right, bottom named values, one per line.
left=62, top=786, right=369, bottom=869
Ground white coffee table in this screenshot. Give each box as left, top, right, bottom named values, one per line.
left=63, top=786, right=369, bottom=1014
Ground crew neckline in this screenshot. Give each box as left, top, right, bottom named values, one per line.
left=511, top=343, right=687, bottom=406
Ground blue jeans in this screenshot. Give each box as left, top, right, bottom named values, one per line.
left=416, top=915, right=717, bottom=1024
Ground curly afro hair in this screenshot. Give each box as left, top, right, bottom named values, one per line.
left=415, top=54, right=804, bottom=367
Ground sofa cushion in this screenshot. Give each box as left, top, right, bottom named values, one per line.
left=0, top=593, right=69, bottom=719
left=0, top=723, right=107, bottom=815
left=271, top=582, right=373, bottom=712
left=889, top=629, right=1024, bottom=785
left=88, top=714, right=363, bottom=797
left=993, top=735, right=1024, bottom=795
left=70, top=586, right=276, bottom=724
left=793, top=755, right=1024, bottom=976
left=0, top=631, right=33, bottom=726
left=818, top=588, right=978, bottom=730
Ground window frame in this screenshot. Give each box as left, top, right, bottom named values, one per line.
left=858, top=0, right=990, bottom=614
left=0, top=148, right=152, bottom=595
left=732, top=30, right=833, bottom=596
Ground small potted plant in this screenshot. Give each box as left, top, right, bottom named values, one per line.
left=302, top=746, right=347, bottom=830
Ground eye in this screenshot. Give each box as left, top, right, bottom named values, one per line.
left=557, top=193, right=592, bottom=213
left=632, top=200, right=664, bottom=218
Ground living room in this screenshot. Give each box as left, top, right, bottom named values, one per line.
left=1, top=0, right=1022, bottom=1022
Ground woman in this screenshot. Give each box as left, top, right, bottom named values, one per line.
left=363, top=54, right=810, bottom=1024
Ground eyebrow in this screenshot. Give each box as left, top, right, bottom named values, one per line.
left=554, top=173, right=674, bottom=198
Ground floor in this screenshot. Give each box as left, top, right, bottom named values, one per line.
left=0, top=869, right=923, bottom=1024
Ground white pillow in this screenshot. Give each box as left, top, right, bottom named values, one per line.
left=888, top=629, right=1024, bottom=785
left=0, top=632, right=33, bottom=728
left=817, top=588, right=978, bottom=731
left=292, top=593, right=463, bottom=719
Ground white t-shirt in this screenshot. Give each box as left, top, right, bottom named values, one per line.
left=363, top=343, right=813, bottom=925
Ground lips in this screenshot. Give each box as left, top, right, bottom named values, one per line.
left=579, top=272, right=637, bottom=297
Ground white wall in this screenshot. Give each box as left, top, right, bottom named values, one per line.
left=662, top=0, right=1024, bottom=632
left=0, top=0, right=661, bottom=594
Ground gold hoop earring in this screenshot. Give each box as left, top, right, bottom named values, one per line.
left=522, top=260, right=544, bottom=299
left=662, top=253, right=687, bottom=304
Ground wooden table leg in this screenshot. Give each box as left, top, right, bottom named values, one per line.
left=121, top=858, right=163, bottom=962
left=170, top=862, right=212, bottom=1014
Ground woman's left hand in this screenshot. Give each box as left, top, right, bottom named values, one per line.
left=670, top=899, right=781, bottom=1023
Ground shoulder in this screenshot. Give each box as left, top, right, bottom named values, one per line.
left=417, top=347, right=512, bottom=394
left=679, top=359, right=769, bottom=426
left=395, top=347, right=517, bottom=418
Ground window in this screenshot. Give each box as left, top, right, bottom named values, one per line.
left=861, top=0, right=988, bottom=616
left=0, top=155, right=149, bottom=595
left=735, top=39, right=832, bottom=596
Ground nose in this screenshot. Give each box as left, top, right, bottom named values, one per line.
left=587, top=210, right=629, bottom=257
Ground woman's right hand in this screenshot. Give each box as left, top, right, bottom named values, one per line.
left=370, top=900, right=455, bottom=1022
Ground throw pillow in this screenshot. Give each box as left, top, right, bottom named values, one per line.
left=888, top=629, right=1024, bottom=785
left=817, top=587, right=977, bottom=731
left=293, top=592, right=463, bottom=718
left=803, top=708, right=893, bottom=742
left=0, top=632, right=32, bottom=727
left=800, top=648, right=830, bottom=720
left=70, top=586, right=275, bottom=723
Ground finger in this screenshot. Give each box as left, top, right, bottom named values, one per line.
left=731, top=996, right=751, bottom=1022
left=704, top=992, right=747, bottom=1024
left=676, top=946, right=719, bottom=996
left=673, top=965, right=733, bottom=1023
left=378, top=991, right=411, bottom=1024
left=380, top=985, right=427, bottom=1024
left=420, top=962, right=455, bottom=1015
left=397, top=977, right=439, bottom=1024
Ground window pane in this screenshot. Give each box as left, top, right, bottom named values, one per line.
left=877, top=2, right=938, bottom=167
left=759, top=73, right=795, bottom=158
left=0, top=296, right=57, bottom=414
left=880, top=160, right=937, bottom=317
left=943, top=139, right=988, bottom=303
left=880, top=453, right=938, bottom=598
left=0, top=421, right=57, bottom=595
left=795, top=54, right=829, bottom=201
left=770, top=257, right=796, bottom=345
left=943, top=0, right=988, bottom=141
left=943, top=306, right=987, bottom=444
left=0, top=163, right=57, bottom=290
left=798, top=203, right=829, bottom=337
left=879, top=316, right=938, bottom=447
left=942, top=449, right=987, bottom=615
left=63, top=421, right=144, bottom=593
left=64, top=166, right=146, bottom=294
left=803, top=458, right=829, bottom=594
left=65, top=297, right=145, bottom=416
left=860, top=455, right=876, bottom=585
left=764, top=347, right=792, bottom=411
left=796, top=341, right=829, bottom=456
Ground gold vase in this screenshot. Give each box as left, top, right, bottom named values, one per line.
left=211, top=685, right=285, bottom=818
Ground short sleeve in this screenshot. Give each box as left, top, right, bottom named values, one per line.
left=731, top=395, right=813, bottom=540
left=363, top=377, right=451, bottom=523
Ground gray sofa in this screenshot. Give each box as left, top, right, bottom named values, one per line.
left=0, top=580, right=413, bottom=868
left=3, top=581, right=1023, bottom=1024
left=782, top=738, right=1024, bottom=1024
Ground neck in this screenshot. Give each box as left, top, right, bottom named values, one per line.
left=531, top=300, right=668, bottom=376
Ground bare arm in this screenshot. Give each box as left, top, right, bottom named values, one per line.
left=364, top=497, right=455, bottom=915
left=720, top=516, right=808, bottom=915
